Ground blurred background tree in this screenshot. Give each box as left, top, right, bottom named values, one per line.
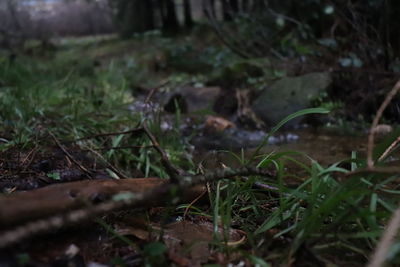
left=1, top=0, right=399, bottom=73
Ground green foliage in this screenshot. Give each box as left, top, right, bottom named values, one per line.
left=143, top=242, right=168, bottom=267
left=2, top=32, right=399, bottom=265
left=0, top=55, right=131, bottom=131
left=47, top=172, right=61, bottom=180
left=0, top=37, right=194, bottom=177
left=182, top=108, right=400, bottom=264
left=199, top=143, right=400, bottom=264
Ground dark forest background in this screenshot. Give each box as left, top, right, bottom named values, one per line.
left=2, top=0, right=400, bottom=121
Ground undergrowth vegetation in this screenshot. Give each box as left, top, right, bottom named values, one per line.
left=177, top=111, right=400, bottom=265
left=1, top=33, right=400, bottom=265
left=203, top=151, right=400, bottom=265
left=0, top=33, right=203, bottom=178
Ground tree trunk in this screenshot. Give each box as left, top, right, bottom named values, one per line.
left=202, top=0, right=216, bottom=18
left=229, top=0, right=239, bottom=14
left=387, top=0, right=400, bottom=60
left=183, top=0, right=194, bottom=29
left=162, top=0, right=180, bottom=33
left=117, top=0, right=134, bottom=38
left=241, top=0, right=249, bottom=12
left=252, top=0, right=266, bottom=11
left=221, top=0, right=232, bottom=21
left=115, top=0, right=155, bottom=38
left=144, top=0, right=155, bottom=30
left=132, top=0, right=155, bottom=33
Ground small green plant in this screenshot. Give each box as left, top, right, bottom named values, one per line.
left=143, top=242, right=168, bottom=267
left=47, top=172, right=61, bottom=180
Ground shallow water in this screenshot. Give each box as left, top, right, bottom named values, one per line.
left=193, top=128, right=367, bottom=173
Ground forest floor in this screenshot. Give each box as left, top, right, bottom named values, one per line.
left=0, top=31, right=400, bottom=266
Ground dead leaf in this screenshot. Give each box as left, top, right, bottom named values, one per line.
left=205, top=116, right=235, bottom=133
left=116, top=218, right=246, bottom=266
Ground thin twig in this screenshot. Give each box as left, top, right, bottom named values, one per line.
left=49, top=132, right=92, bottom=178
left=367, top=79, right=400, bottom=168
left=378, top=136, right=400, bottom=162
left=20, top=147, right=37, bottom=166
left=20, top=146, right=38, bottom=173
left=242, top=176, right=279, bottom=191
left=142, top=122, right=183, bottom=183
left=367, top=207, right=400, bottom=267
left=145, top=80, right=169, bottom=103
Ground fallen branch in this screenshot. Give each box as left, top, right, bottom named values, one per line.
left=0, top=178, right=170, bottom=227
left=0, top=167, right=274, bottom=248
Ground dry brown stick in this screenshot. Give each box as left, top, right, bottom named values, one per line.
left=378, top=135, right=400, bottom=162
left=142, top=122, right=183, bottom=183
left=49, top=131, right=92, bottom=177
left=85, top=146, right=127, bottom=179
left=367, top=79, right=400, bottom=168
left=0, top=167, right=274, bottom=248
left=20, top=146, right=38, bottom=173
left=20, top=146, right=37, bottom=166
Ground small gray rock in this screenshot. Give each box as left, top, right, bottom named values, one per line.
left=252, top=72, right=331, bottom=127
